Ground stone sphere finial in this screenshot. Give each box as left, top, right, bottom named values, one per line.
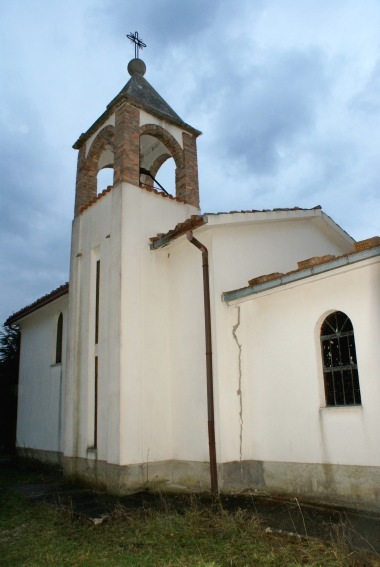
left=128, top=58, right=146, bottom=76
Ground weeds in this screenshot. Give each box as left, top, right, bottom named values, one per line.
left=0, top=461, right=379, bottom=566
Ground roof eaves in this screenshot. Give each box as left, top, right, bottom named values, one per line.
left=5, top=283, right=69, bottom=326
left=223, top=245, right=380, bottom=303
left=150, top=215, right=207, bottom=250
left=73, top=108, right=111, bottom=149
left=73, top=94, right=201, bottom=150
left=318, top=210, right=355, bottom=244
left=108, top=92, right=202, bottom=136
left=204, top=205, right=322, bottom=217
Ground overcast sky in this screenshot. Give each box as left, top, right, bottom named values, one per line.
left=1, top=0, right=380, bottom=324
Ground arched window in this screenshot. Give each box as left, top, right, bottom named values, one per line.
left=320, top=311, right=361, bottom=406
left=55, top=313, right=63, bottom=364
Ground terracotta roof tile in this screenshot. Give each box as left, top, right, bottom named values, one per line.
left=149, top=206, right=324, bottom=250
left=248, top=272, right=285, bottom=286
left=80, top=184, right=189, bottom=215
left=354, top=236, right=380, bottom=252
left=80, top=185, right=113, bottom=213
left=138, top=183, right=188, bottom=204
left=150, top=215, right=206, bottom=249
left=205, top=205, right=322, bottom=216
left=238, top=235, right=380, bottom=294
left=297, top=255, right=336, bottom=270
left=5, top=283, right=69, bottom=326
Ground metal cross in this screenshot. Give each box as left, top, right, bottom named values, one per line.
left=127, top=31, right=146, bottom=59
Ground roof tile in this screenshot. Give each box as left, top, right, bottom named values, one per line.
left=80, top=184, right=188, bottom=215
left=5, top=283, right=69, bottom=326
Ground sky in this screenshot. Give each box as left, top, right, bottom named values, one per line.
left=1, top=0, right=380, bottom=325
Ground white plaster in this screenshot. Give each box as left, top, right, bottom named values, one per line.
left=16, top=295, right=68, bottom=454
left=227, top=257, right=380, bottom=469
left=140, top=110, right=184, bottom=148
left=98, top=149, right=114, bottom=170
left=85, top=114, right=115, bottom=158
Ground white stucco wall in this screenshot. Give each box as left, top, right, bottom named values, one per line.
left=155, top=211, right=353, bottom=466
left=65, top=181, right=200, bottom=469
left=16, top=295, right=68, bottom=455
left=223, top=255, right=380, bottom=469
left=65, top=175, right=373, bottom=495
left=118, top=185, right=199, bottom=466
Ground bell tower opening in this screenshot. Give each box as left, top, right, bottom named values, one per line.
left=139, top=132, right=176, bottom=195
left=97, top=167, right=114, bottom=195
left=154, top=158, right=176, bottom=196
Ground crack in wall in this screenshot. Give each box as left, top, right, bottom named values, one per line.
left=232, top=306, right=243, bottom=463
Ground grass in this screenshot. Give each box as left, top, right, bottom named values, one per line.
left=0, top=459, right=379, bottom=566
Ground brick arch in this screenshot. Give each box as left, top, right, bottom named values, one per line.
left=139, top=124, right=184, bottom=171
left=74, top=125, right=115, bottom=215
left=87, top=125, right=115, bottom=172
left=139, top=123, right=200, bottom=204
left=141, top=152, right=172, bottom=189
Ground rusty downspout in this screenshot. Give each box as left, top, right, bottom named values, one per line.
left=186, top=230, right=218, bottom=494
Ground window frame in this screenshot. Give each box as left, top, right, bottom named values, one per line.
left=320, top=311, right=361, bottom=407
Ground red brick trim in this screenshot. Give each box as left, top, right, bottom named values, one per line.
left=74, top=125, right=115, bottom=216
left=140, top=124, right=200, bottom=208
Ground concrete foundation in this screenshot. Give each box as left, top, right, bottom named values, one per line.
left=63, top=456, right=212, bottom=494
left=18, top=448, right=380, bottom=509
left=220, top=460, right=380, bottom=509
left=17, top=447, right=63, bottom=466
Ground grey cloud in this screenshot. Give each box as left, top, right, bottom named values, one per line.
left=96, top=0, right=224, bottom=49
left=206, top=49, right=330, bottom=176
left=349, top=60, right=380, bottom=114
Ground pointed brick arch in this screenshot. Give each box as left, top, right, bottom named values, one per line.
left=74, top=125, right=115, bottom=215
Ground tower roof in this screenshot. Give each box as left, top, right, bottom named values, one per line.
left=73, top=59, right=200, bottom=149
left=113, top=58, right=184, bottom=125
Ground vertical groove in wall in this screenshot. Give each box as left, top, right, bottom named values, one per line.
left=95, top=260, right=100, bottom=344
left=94, top=356, right=98, bottom=449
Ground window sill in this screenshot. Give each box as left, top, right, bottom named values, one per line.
left=319, top=404, right=362, bottom=412
left=50, top=362, right=62, bottom=368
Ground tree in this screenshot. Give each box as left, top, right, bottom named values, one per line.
left=0, top=325, right=20, bottom=453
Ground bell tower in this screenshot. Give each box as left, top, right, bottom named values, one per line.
left=72, top=52, right=201, bottom=216
left=65, top=44, right=203, bottom=484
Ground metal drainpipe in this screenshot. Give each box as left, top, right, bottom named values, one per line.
left=186, top=230, right=218, bottom=494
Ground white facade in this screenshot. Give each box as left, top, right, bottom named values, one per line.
left=221, top=250, right=380, bottom=503
left=9, top=58, right=380, bottom=508
left=16, top=293, right=68, bottom=462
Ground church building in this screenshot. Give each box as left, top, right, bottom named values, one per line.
left=6, top=53, right=380, bottom=508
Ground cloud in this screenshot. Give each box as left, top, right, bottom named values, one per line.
left=98, top=0, right=224, bottom=47
left=197, top=47, right=330, bottom=180
left=1, top=0, right=380, bottom=324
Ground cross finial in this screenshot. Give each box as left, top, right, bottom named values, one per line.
left=127, top=31, right=146, bottom=59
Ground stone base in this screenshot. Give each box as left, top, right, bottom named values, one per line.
left=18, top=449, right=380, bottom=509
left=63, top=456, right=211, bottom=494
left=220, top=460, right=380, bottom=510
left=17, top=446, right=63, bottom=466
